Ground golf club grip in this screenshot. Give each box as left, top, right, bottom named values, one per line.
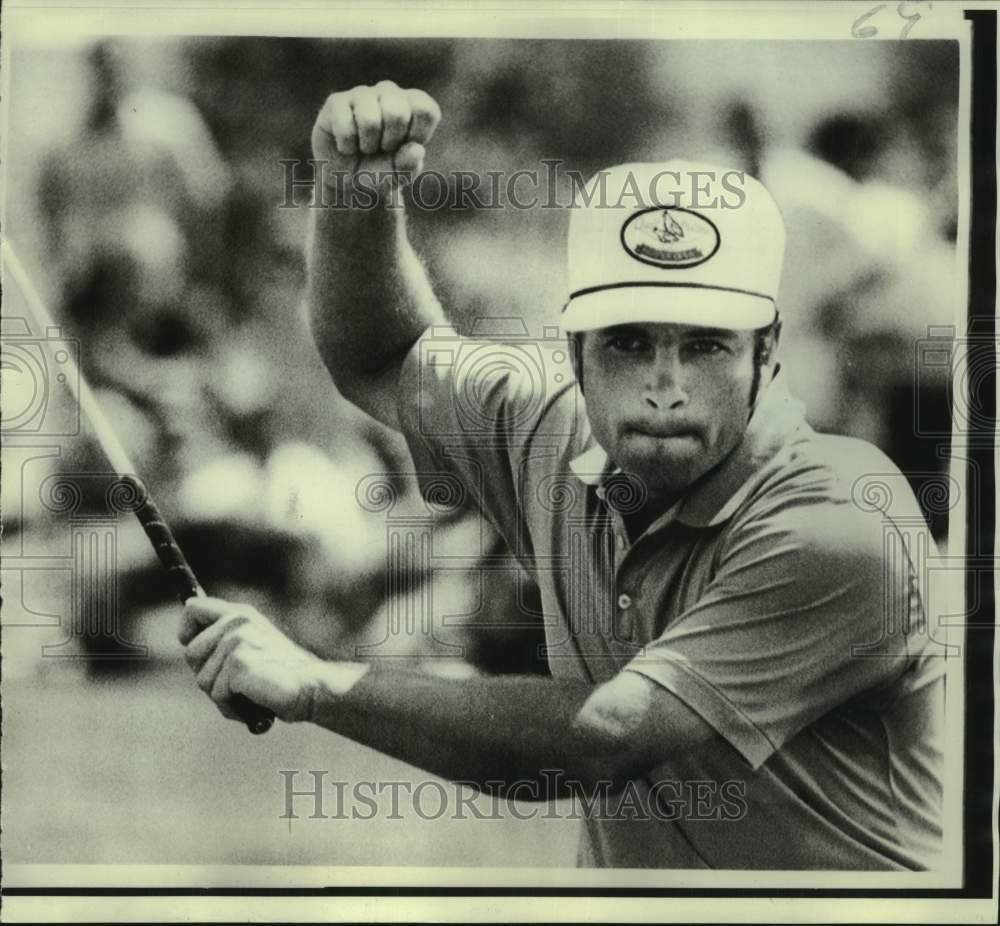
left=122, top=476, right=275, bottom=735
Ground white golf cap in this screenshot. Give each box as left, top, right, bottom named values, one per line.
left=561, top=160, right=786, bottom=332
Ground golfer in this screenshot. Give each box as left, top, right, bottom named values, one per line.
left=180, top=81, right=944, bottom=869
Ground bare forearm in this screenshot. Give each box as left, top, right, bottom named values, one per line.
left=181, top=598, right=718, bottom=797
left=305, top=201, right=444, bottom=385
left=304, top=663, right=619, bottom=796
left=304, top=82, right=445, bottom=426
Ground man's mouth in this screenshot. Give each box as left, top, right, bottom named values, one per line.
left=626, top=425, right=699, bottom=440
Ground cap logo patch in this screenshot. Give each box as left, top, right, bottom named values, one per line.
left=621, top=207, right=720, bottom=268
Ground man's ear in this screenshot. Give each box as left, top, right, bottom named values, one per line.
left=760, top=317, right=782, bottom=368
left=568, top=331, right=584, bottom=391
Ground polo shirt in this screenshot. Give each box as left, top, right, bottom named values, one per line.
left=398, top=325, right=945, bottom=870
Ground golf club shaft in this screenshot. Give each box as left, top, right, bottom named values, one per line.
left=3, top=239, right=274, bottom=735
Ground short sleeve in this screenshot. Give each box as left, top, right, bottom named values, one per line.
left=396, top=325, right=580, bottom=573
left=623, top=498, right=915, bottom=770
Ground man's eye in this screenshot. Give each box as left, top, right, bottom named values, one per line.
left=687, top=340, right=726, bottom=356
left=607, top=336, right=647, bottom=353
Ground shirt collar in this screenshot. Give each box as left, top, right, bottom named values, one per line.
left=568, top=370, right=806, bottom=529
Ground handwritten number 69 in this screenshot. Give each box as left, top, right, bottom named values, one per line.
left=852, top=1, right=932, bottom=40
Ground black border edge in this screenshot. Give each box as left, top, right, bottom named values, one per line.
left=962, top=6, right=997, bottom=902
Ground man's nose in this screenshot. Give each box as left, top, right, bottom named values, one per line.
left=643, top=352, right=688, bottom=410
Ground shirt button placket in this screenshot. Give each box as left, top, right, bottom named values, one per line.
left=616, top=590, right=635, bottom=641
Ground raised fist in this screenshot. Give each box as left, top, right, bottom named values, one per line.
left=311, top=80, right=441, bottom=189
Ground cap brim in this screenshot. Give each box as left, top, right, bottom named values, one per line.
left=561, top=286, right=777, bottom=332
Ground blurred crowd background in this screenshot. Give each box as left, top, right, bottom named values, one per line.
left=2, top=36, right=958, bottom=865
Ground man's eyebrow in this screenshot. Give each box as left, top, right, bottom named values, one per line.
left=602, top=324, right=646, bottom=336
left=684, top=327, right=739, bottom=340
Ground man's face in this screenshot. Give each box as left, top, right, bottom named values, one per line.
left=577, top=321, right=762, bottom=505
